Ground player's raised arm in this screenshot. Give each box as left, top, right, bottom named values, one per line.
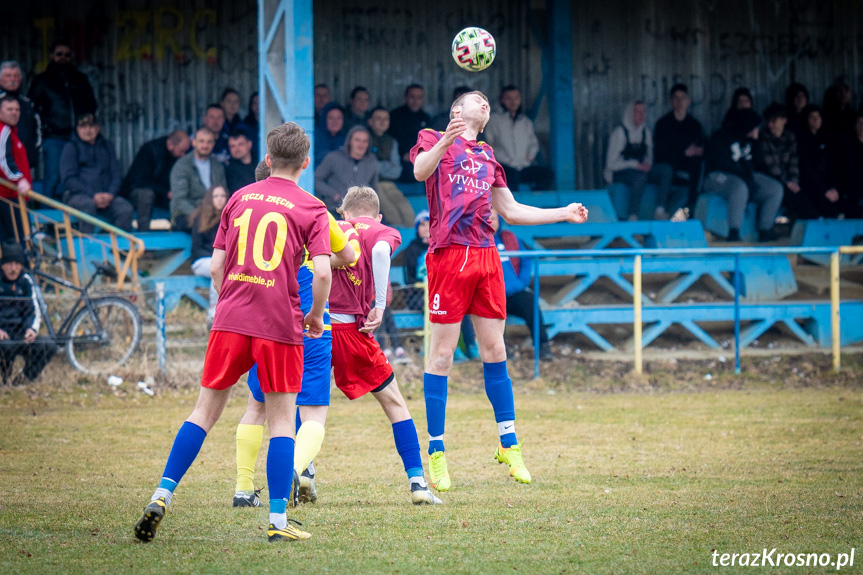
left=305, top=253, right=331, bottom=338
left=491, top=185, right=589, bottom=226
left=413, top=118, right=466, bottom=181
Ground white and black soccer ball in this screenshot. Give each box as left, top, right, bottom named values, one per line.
left=451, top=27, right=496, bottom=72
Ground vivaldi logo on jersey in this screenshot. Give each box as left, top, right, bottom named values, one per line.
left=459, top=158, right=483, bottom=173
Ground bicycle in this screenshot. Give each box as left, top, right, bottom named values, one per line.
left=13, top=235, right=143, bottom=374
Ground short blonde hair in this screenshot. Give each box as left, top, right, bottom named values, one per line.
left=338, top=186, right=379, bottom=218
left=266, top=122, right=309, bottom=172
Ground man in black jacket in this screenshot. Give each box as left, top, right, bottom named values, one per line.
left=27, top=41, right=97, bottom=199
left=120, top=130, right=190, bottom=231
left=0, top=61, right=40, bottom=168
left=0, top=243, right=55, bottom=383
left=653, top=84, right=704, bottom=210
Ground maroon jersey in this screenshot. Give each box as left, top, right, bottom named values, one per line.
left=410, top=129, right=507, bottom=253
left=212, top=177, right=330, bottom=344
left=329, top=217, right=401, bottom=316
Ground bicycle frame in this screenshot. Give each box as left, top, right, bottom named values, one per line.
left=30, top=268, right=108, bottom=346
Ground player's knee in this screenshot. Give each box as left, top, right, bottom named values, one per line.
left=479, top=339, right=507, bottom=362
left=429, top=352, right=453, bottom=373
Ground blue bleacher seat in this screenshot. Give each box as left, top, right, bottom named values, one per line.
left=790, top=219, right=863, bottom=266
left=609, top=183, right=688, bottom=221
left=694, top=193, right=758, bottom=242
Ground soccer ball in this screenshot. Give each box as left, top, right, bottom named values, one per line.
left=451, top=27, right=496, bottom=72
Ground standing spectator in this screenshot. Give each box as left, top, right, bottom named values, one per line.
left=367, top=106, right=415, bottom=227
left=202, top=104, right=230, bottom=164
left=119, top=130, right=190, bottom=232
left=797, top=105, right=846, bottom=219
left=220, top=88, right=242, bottom=132
left=314, top=102, right=346, bottom=167
left=604, top=100, right=674, bottom=220
left=756, top=103, right=801, bottom=220
left=0, top=61, right=40, bottom=169
left=431, top=86, right=471, bottom=131
left=169, top=127, right=227, bottom=232
left=389, top=84, right=431, bottom=183
left=315, top=125, right=378, bottom=215
left=0, top=96, right=32, bottom=245
left=484, top=85, right=554, bottom=191
left=489, top=209, right=554, bottom=361
left=784, top=82, right=809, bottom=136
left=0, top=242, right=55, bottom=383
left=314, top=83, right=331, bottom=125
left=225, top=131, right=256, bottom=194
left=189, top=185, right=228, bottom=323
left=703, top=108, right=783, bottom=242
left=344, top=86, right=371, bottom=130
left=60, top=114, right=132, bottom=233
left=823, top=78, right=856, bottom=143
left=243, top=92, right=260, bottom=160
left=653, top=83, right=705, bottom=209
left=27, top=40, right=97, bottom=199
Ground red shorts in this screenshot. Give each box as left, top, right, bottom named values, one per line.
left=201, top=330, right=303, bottom=394
left=331, top=322, right=394, bottom=400
left=426, top=245, right=506, bottom=323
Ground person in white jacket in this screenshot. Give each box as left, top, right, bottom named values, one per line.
left=604, top=100, right=674, bottom=220
left=483, top=86, right=554, bottom=191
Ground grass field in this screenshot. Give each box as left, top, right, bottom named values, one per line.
left=1, top=367, right=862, bottom=574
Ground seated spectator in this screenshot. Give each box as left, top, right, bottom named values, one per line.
left=484, top=85, right=554, bottom=191
left=119, top=130, right=190, bottom=232
left=202, top=103, right=230, bottom=164
left=784, top=82, right=809, bottom=136
left=703, top=108, right=783, bottom=242
left=225, top=130, right=256, bottom=194
left=604, top=100, right=673, bottom=220
left=344, top=86, right=371, bottom=130
left=823, top=78, right=856, bottom=143
left=730, top=87, right=754, bottom=111
left=0, top=242, right=56, bottom=383
left=60, top=114, right=133, bottom=233
left=840, top=112, right=863, bottom=217
left=189, top=185, right=228, bottom=322
left=0, top=61, right=40, bottom=169
left=220, top=87, right=243, bottom=132
left=653, top=83, right=704, bottom=209
left=400, top=210, right=477, bottom=362
left=431, top=86, right=471, bottom=131
left=314, top=83, right=331, bottom=125
left=489, top=208, right=554, bottom=361
left=169, top=127, right=227, bottom=232
left=314, top=102, right=346, bottom=167
left=367, top=106, right=416, bottom=227
left=389, top=84, right=431, bottom=183
left=0, top=95, right=32, bottom=246
left=756, top=103, right=802, bottom=220
left=27, top=41, right=97, bottom=199
left=315, top=125, right=378, bottom=214
left=243, top=91, right=260, bottom=159
left=797, top=105, right=847, bottom=219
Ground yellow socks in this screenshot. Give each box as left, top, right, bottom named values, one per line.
left=294, top=421, right=325, bottom=475
left=235, top=423, right=264, bottom=492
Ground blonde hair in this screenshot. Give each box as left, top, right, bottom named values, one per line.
left=338, top=186, right=379, bottom=218
left=266, top=122, right=309, bottom=172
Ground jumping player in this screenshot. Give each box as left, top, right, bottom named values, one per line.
left=133, top=122, right=331, bottom=543
left=410, top=91, right=588, bottom=490
left=232, top=161, right=356, bottom=508
left=330, top=186, right=442, bottom=505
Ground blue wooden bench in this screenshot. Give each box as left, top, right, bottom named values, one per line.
left=694, top=193, right=758, bottom=242
left=608, top=182, right=688, bottom=221
left=790, top=219, right=863, bottom=266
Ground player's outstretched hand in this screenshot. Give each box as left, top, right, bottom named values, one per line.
left=359, top=307, right=383, bottom=334
left=304, top=312, right=325, bottom=339
left=442, top=117, right=466, bottom=146
left=564, top=202, right=589, bottom=224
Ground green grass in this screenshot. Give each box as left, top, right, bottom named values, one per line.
left=1, top=382, right=861, bottom=574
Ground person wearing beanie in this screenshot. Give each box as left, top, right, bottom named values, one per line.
left=702, top=107, right=784, bottom=242
left=0, top=242, right=56, bottom=382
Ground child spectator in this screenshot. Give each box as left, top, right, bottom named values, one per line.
left=755, top=103, right=801, bottom=219
left=189, top=185, right=228, bottom=323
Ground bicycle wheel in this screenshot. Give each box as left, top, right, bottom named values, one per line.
left=66, top=297, right=142, bottom=373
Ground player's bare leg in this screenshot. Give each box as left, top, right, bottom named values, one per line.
left=264, top=392, right=310, bottom=541
left=472, top=316, right=531, bottom=484
left=423, top=321, right=463, bottom=491
left=295, top=404, right=327, bottom=503
left=373, top=379, right=442, bottom=504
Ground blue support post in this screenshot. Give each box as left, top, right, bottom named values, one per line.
left=533, top=256, right=540, bottom=379
left=733, top=253, right=741, bottom=374
left=547, top=0, right=575, bottom=190
left=156, top=281, right=167, bottom=376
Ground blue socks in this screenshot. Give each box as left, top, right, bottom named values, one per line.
left=267, top=436, right=295, bottom=529
left=483, top=361, right=518, bottom=448
left=152, top=421, right=207, bottom=505
left=424, top=373, right=448, bottom=454
left=392, top=419, right=423, bottom=479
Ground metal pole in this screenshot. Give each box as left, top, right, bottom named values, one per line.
left=156, top=281, right=167, bottom=376
left=533, top=256, right=540, bottom=380
left=633, top=255, right=642, bottom=374
left=830, top=251, right=840, bottom=372
left=734, top=253, right=741, bottom=374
